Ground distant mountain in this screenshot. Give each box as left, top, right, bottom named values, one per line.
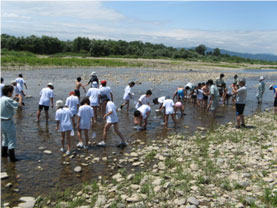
left=182, top=46, right=277, bottom=62
left=216, top=49, right=277, bottom=62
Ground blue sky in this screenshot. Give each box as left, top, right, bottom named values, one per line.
left=2, top=1, right=277, bottom=54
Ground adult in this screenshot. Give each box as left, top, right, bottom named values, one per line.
left=256, top=76, right=265, bottom=104
left=207, top=79, right=219, bottom=116
left=233, top=78, right=247, bottom=128
left=0, top=77, right=4, bottom=97
left=1, top=85, right=20, bottom=162
left=75, top=77, right=86, bottom=99
left=269, top=85, right=277, bottom=114
left=15, top=74, right=27, bottom=96
left=37, top=83, right=54, bottom=122
left=215, top=73, right=225, bottom=97
left=87, top=71, right=99, bottom=88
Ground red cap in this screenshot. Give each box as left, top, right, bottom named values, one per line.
left=101, top=80, right=107, bottom=85
left=69, top=91, right=75, bottom=95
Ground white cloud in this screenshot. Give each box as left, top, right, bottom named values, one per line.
left=1, top=1, right=277, bottom=55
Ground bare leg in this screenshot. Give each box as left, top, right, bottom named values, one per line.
left=37, top=109, right=41, bottom=121
left=93, top=106, right=98, bottom=123
left=164, top=115, right=169, bottom=127
left=241, top=115, right=245, bottom=125
left=103, top=123, right=112, bottom=142
left=72, top=115, right=76, bottom=128
left=126, top=100, right=130, bottom=111
left=77, top=129, right=83, bottom=143
left=236, top=115, right=241, bottom=127
left=84, top=129, right=89, bottom=146
left=113, top=123, right=126, bottom=143
left=61, top=132, right=65, bottom=149
left=171, top=114, right=177, bottom=127
left=65, top=131, right=71, bottom=152
left=45, top=110, right=49, bottom=123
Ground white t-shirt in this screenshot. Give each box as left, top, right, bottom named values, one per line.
left=77, top=105, right=94, bottom=129
left=99, top=86, right=112, bottom=100
left=65, top=95, right=79, bottom=115
left=138, top=104, right=151, bottom=119
left=158, top=96, right=166, bottom=104
left=0, top=83, right=4, bottom=97
left=86, top=88, right=100, bottom=106
left=105, top=101, right=118, bottom=123
left=39, top=87, right=54, bottom=106
left=55, top=107, right=73, bottom=132
left=197, top=89, right=203, bottom=100
left=236, top=86, right=247, bottom=104
left=136, top=94, right=150, bottom=109
left=16, top=77, right=25, bottom=89
left=162, top=99, right=174, bottom=115
left=123, top=85, right=132, bottom=100
left=14, top=83, right=23, bottom=96
left=210, top=85, right=219, bottom=98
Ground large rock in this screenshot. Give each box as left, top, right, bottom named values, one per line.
left=95, top=195, right=106, bottom=207
left=126, top=194, right=140, bottom=202
left=152, top=178, right=162, bottom=186
left=18, top=197, right=36, bottom=208
left=187, top=197, right=199, bottom=206
left=174, top=198, right=186, bottom=205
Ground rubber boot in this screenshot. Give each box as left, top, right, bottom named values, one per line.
left=1, top=146, right=8, bottom=157
left=8, top=149, right=19, bottom=162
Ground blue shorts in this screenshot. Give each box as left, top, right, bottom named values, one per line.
left=177, top=90, right=184, bottom=98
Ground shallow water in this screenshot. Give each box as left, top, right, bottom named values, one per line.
left=1, top=67, right=276, bottom=206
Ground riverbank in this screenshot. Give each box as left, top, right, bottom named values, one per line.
left=23, top=110, right=276, bottom=208
left=1, top=51, right=277, bottom=71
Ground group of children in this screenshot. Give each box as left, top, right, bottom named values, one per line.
left=1, top=71, right=276, bottom=161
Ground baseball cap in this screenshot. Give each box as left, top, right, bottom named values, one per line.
left=101, top=80, right=107, bottom=85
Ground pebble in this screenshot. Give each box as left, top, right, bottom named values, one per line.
left=244, top=197, right=256, bottom=205
left=126, top=194, right=140, bottom=202
left=43, top=150, right=52, bottom=155
left=152, top=178, right=163, bottom=186
left=1, top=172, right=9, bottom=180
left=130, top=152, right=138, bottom=157
left=38, top=146, right=46, bottom=150
left=186, top=205, right=197, bottom=208
left=5, top=183, right=12, bottom=188
left=74, top=166, right=82, bottom=173
left=95, top=195, right=106, bottom=207
left=263, top=177, right=274, bottom=183
left=174, top=198, right=186, bottom=205
left=190, top=164, right=199, bottom=171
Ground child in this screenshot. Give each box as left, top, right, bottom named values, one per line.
left=11, top=80, right=23, bottom=108
left=222, top=83, right=231, bottom=105
left=153, top=96, right=166, bottom=111
left=134, top=104, right=151, bottom=130
left=269, top=85, right=277, bottom=114
left=196, top=83, right=203, bottom=106
left=77, top=97, right=94, bottom=149
left=75, top=77, right=86, bottom=99
left=162, top=96, right=177, bottom=127
left=173, top=86, right=185, bottom=102
left=202, top=81, right=210, bottom=108
left=37, top=83, right=54, bottom=122
left=174, top=101, right=185, bottom=117
left=233, top=78, right=247, bottom=128
left=55, top=100, right=73, bottom=155
left=86, top=81, right=101, bottom=122
left=15, top=74, right=27, bottom=96
left=65, top=91, right=80, bottom=127
left=99, top=80, right=113, bottom=115
left=1, top=85, right=20, bottom=162
left=120, top=81, right=135, bottom=111
left=98, top=95, right=127, bottom=147
left=135, top=90, right=152, bottom=109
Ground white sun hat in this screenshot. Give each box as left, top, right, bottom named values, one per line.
left=56, top=100, right=64, bottom=108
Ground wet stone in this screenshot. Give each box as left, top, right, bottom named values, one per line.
left=43, top=150, right=52, bottom=155
left=74, top=166, right=82, bottom=173
left=187, top=197, right=199, bottom=206
left=1, top=172, right=9, bottom=180
left=18, top=196, right=36, bottom=208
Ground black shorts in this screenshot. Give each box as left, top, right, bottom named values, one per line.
left=274, top=97, right=277, bottom=107
left=74, top=89, right=80, bottom=97
left=38, top=105, right=49, bottom=111
left=191, top=95, right=197, bottom=99
left=235, top=104, right=245, bottom=115
left=203, top=95, right=208, bottom=100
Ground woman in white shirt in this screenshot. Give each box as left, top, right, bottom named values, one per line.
left=120, top=81, right=135, bottom=111
left=77, top=97, right=94, bottom=149
left=55, top=100, right=73, bottom=155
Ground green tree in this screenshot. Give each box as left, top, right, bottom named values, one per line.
left=195, top=44, right=207, bottom=55
left=213, top=48, right=221, bottom=56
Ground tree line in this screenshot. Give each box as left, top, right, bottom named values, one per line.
left=0, top=34, right=273, bottom=64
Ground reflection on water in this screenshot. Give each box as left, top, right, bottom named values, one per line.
left=1, top=67, right=276, bottom=205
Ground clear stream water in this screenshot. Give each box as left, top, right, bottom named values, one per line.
left=1, top=67, right=276, bottom=206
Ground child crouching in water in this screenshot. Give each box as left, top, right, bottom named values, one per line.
left=55, top=100, right=73, bottom=155
left=77, top=97, right=94, bottom=149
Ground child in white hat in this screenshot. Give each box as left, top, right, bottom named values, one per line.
left=55, top=100, right=74, bottom=155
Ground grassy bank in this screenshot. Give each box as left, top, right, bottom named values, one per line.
left=32, top=110, right=277, bottom=208
left=1, top=50, right=277, bottom=71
